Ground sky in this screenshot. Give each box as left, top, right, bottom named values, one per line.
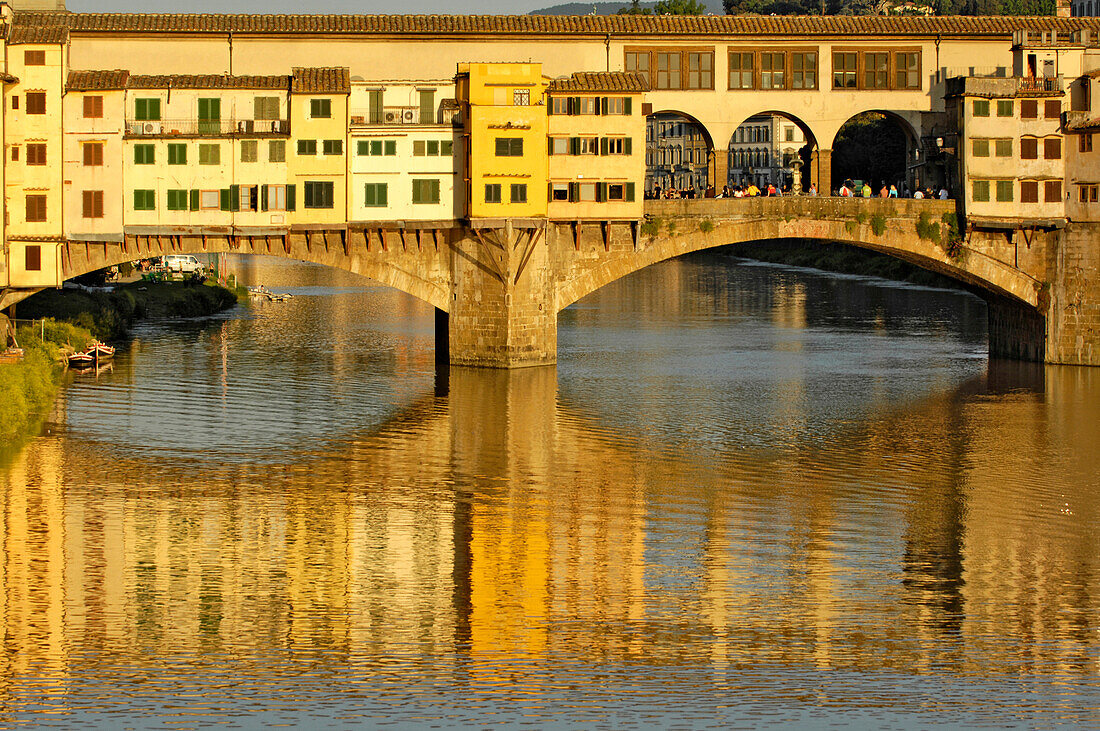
left=67, top=0, right=559, bottom=15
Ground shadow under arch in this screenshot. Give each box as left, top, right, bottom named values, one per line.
left=727, top=110, right=820, bottom=193
left=645, top=109, right=716, bottom=196
left=831, top=109, right=924, bottom=194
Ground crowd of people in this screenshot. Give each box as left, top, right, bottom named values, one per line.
left=645, top=180, right=950, bottom=200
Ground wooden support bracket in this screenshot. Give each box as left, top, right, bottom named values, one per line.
left=572, top=221, right=581, bottom=251
left=601, top=221, right=611, bottom=252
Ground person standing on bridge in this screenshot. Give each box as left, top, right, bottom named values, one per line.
left=861, top=182, right=872, bottom=198
left=880, top=184, right=889, bottom=198
left=889, top=185, right=898, bottom=198
left=808, top=183, right=818, bottom=196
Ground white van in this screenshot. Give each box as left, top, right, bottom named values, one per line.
left=163, top=255, right=204, bottom=275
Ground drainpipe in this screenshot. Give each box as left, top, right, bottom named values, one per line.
left=228, top=31, right=233, bottom=76
left=605, top=33, right=611, bottom=72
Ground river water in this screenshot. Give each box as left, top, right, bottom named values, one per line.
left=2, top=252, right=1098, bottom=728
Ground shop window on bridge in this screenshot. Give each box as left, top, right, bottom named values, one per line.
left=972, top=179, right=990, bottom=202
left=729, top=52, right=753, bottom=89
left=761, top=53, right=785, bottom=90
left=895, top=52, right=921, bottom=90
left=792, top=52, right=817, bottom=90
left=25, top=245, right=41, bottom=272
left=864, top=53, right=888, bottom=89
left=550, top=183, right=569, bottom=201
left=657, top=53, right=681, bottom=89
left=1044, top=136, right=1062, bottom=159
left=687, top=53, right=713, bottom=89
left=833, top=53, right=857, bottom=89
left=625, top=52, right=650, bottom=87
left=1045, top=180, right=1062, bottom=202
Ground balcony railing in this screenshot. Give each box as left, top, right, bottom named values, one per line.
left=349, top=106, right=461, bottom=127
left=945, top=75, right=1063, bottom=99
left=124, top=118, right=291, bottom=137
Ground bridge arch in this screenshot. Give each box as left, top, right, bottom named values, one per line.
left=554, top=199, right=1041, bottom=314
left=726, top=110, right=819, bottom=193
left=830, top=110, right=925, bottom=194
left=54, top=232, right=454, bottom=313
left=645, top=109, right=715, bottom=196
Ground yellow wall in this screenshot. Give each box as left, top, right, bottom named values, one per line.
left=64, top=89, right=125, bottom=240
left=289, top=92, right=348, bottom=226
left=460, top=63, right=548, bottom=220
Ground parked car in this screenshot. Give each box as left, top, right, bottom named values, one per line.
left=163, top=255, right=204, bottom=275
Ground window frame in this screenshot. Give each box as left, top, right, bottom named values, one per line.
left=83, top=95, right=103, bottom=119
left=303, top=180, right=335, bottom=209
left=83, top=141, right=104, bottom=166
left=168, top=143, right=187, bottom=165
left=132, top=189, right=156, bottom=211
left=26, top=143, right=46, bottom=166
left=484, top=183, right=502, bottom=204
left=310, top=98, right=332, bottom=119
left=25, top=194, right=46, bottom=223
left=25, top=92, right=46, bottom=115
left=198, top=143, right=221, bottom=165
left=82, top=190, right=105, bottom=219
left=625, top=46, right=714, bottom=91
left=363, top=182, right=388, bottom=208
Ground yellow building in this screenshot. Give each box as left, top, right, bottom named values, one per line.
left=4, top=30, right=66, bottom=289
left=120, top=74, right=292, bottom=234
left=456, top=62, right=549, bottom=222
left=63, top=71, right=127, bottom=242
left=288, top=68, right=350, bottom=228
left=546, top=72, right=647, bottom=221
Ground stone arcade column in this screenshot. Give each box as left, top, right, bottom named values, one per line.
left=446, top=220, right=557, bottom=368
left=811, top=148, right=832, bottom=195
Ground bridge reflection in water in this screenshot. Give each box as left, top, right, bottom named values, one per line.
left=1, top=358, right=1098, bottom=723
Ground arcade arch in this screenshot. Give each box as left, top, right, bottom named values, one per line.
left=644, top=110, right=714, bottom=197
left=727, top=111, right=818, bottom=194
left=831, top=111, right=925, bottom=195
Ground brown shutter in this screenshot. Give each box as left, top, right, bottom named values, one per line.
left=25, top=245, right=41, bottom=272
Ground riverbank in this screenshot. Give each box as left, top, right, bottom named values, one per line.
left=0, top=320, right=95, bottom=448
left=14, top=279, right=246, bottom=341
left=716, top=240, right=966, bottom=290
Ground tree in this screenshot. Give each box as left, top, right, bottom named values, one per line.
left=655, top=0, right=708, bottom=13
left=617, top=0, right=653, bottom=14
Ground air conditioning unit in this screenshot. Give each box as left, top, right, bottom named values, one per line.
left=403, top=109, right=416, bottom=124
left=142, top=122, right=161, bottom=134
left=384, top=110, right=400, bottom=124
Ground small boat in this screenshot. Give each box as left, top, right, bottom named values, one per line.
left=68, top=342, right=115, bottom=368
left=68, top=351, right=95, bottom=368
left=90, top=342, right=115, bottom=360
left=0, top=348, right=24, bottom=365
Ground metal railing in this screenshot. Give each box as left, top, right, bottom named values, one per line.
left=349, top=107, right=461, bottom=126
left=124, top=118, right=291, bottom=137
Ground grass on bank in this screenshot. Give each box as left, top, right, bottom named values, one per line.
left=0, top=320, right=95, bottom=445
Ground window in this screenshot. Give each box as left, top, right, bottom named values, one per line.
left=1021, top=137, right=1038, bottom=159
left=366, top=90, right=383, bottom=123
left=1080, top=133, right=1094, bottom=153
left=361, top=140, right=381, bottom=156
left=168, top=143, right=187, bottom=165
left=83, top=96, right=103, bottom=119
left=26, top=143, right=46, bottom=166
left=25, top=245, right=41, bottom=271
left=198, top=144, right=220, bottom=165
left=304, top=181, right=335, bottom=209
left=895, top=52, right=920, bottom=89
left=625, top=51, right=650, bottom=86
left=864, top=52, right=888, bottom=89
left=83, top=142, right=104, bottom=166
left=608, top=183, right=625, bottom=201
left=997, top=99, right=1014, bottom=117
left=1045, top=180, right=1062, bottom=202
left=199, top=190, right=220, bottom=210
left=166, top=189, right=188, bottom=211
left=134, top=98, right=161, bottom=121
left=656, top=52, right=681, bottom=90
left=1044, top=136, right=1061, bottom=159
left=761, top=52, right=785, bottom=90
left=972, top=139, right=990, bottom=157
left=419, top=90, right=435, bottom=123
left=265, top=185, right=288, bottom=211
left=133, top=189, right=156, bottom=211
left=239, top=140, right=258, bottom=162
left=579, top=97, right=597, bottom=115
left=239, top=185, right=258, bottom=212
left=833, top=52, right=857, bottom=89
left=513, top=89, right=530, bottom=106
left=576, top=137, right=598, bottom=155
left=311, top=99, right=332, bottom=119
left=26, top=92, right=45, bottom=115
left=973, top=99, right=990, bottom=117
left=484, top=184, right=502, bottom=203
left=1021, top=180, right=1039, bottom=203
left=1021, top=99, right=1038, bottom=119
left=687, top=52, right=713, bottom=89
left=1045, top=100, right=1061, bottom=119
left=11, top=96, right=17, bottom=110
left=412, top=179, right=440, bottom=204
left=996, top=179, right=1013, bottom=202
left=551, top=97, right=570, bottom=115
left=578, top=183, right=597, bottom=201
left=495, top=138, right=523, bottom=157
left=133, top=144, right=155, bottom=164
left=995, top=139, right=1012, bottom=157
left=605, top=137, right=628, bottom=155
left=792, top=52, right=817, bottom=90
left=363, top=183, right=388, bottom=207
left=10, top=146, right=17, bottom=161
left=607, top=97, right=625, bottom=115
left=550, top=137, right=569, bottom=155
left=322, top=139, right=343, bottom=155
left=551, top=183, right=569, bottom=201
left=972, top=179, right=990, bottom=202
left=427, top=140, right=439, bottom=156
left=254, top=97, right=280, bottom=120
left=510, top=184, right=527, bottom=203
left=1079, top=184, right=1099, bottom=203
left=413, top=140, right=425, bottom=156
left=82, top=191, right=104, bottom=218
left=24, top=50, right=45, bottom=66
left=441, top=140, right=453, bottom=156
left=269, top=140, right=286, bottom=163
left=385, top=140, right=397, bottom=156
left=297, top=139, right=317, bottom=156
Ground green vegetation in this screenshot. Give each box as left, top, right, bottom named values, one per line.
left=699, top=219, right=715, bottom=234
left=870, top=213, right=887, bottom=236
left=16, top=280, right=241, bottom=340
left=666, top=219, right=677, bottom=234
left=641, top=217, right=661, bottom=238
left=940, top=212, right=965, bottom=259
left=845, top=219, right=859, bottom=235
left=0, top=320, right=95, bottom=447
left=915, top=210, right=942, bottom=245
left=722, top=0, right=1052, bottom=15
left=618, top=0, right=707, bottom=13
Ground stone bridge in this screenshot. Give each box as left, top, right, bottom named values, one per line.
left=4, top=196, right=1097, bottom=367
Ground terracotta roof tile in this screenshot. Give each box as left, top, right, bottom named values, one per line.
left=127, top=74, right=290, bottom=90
left=11, top=11, right=1100, bottom=41
left=548, top=71, right=649, bottom=92
left=291, top=67, right=351, bottom=94
left=66, top=69, right=130, bottom=91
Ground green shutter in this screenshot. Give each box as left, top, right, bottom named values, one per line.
left=230, top=185, right=240, bottom=212
left=261, top=185, right=269, bottom=211
left=548, top=138, right=554, bottom=155
left=547, top=98, right=555, bottom=115
left=431, top=179, right=440, bottom=203
left=286, top=185, right=296, bottom=211
left=626, top=182, right=635, bottom=202
left=379, top=183, right=388, bottom=206
left=597, top=183, right=608, bottom=202
left=570, top=137, right=579, bottom=156
left=600, top=97, right=608, bottom=115
left=625, top=138, right=632, bottom=155
left=600, top=137, right=608, bottom=156
left=384, top=140, right=396, bottom=156
left=548, top=183, right=553, bottom=202
left=190, top=189, right=199, bottom=211
left=624, top=98, right=632, bottom=115
left=220, top=189, right=231, bottom=211
left=568, top=182, right=579, bottom=202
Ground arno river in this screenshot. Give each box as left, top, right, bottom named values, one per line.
left=1, top=252, right=1097, bottom=727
